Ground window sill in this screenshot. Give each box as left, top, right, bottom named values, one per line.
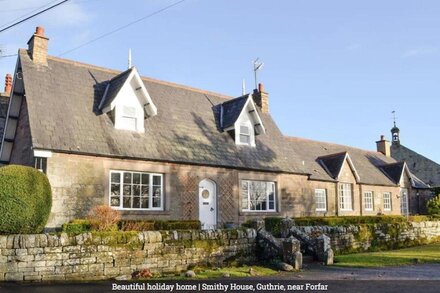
left=316, top=209, right=327, bottom=212
left=239, top=211, right=279, bottom=216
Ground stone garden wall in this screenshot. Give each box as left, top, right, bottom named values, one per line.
left=296, top=221, right=440, bottom=254
left=0, top=229, right=256, bottom=281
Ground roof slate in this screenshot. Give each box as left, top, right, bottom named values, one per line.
left=18, top=49, right=428, bottom=187
left=318, top=152, right=347, bottom=179
left=221, top=95, right=248, bottom=129
left=98, top=67, right=133, bottom=110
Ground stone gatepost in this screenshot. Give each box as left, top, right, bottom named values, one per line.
left=294, top=251, right=303, bottom=270
left=280, top=218, right=295, bottom=238
left=315, top=234, right=331, bottom=262
left=282, top=236, right=300, bottom=265
left=324, top=248, right=334, bottom=265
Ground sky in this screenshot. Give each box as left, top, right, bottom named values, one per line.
left=0, top=0, right=439, bottom=162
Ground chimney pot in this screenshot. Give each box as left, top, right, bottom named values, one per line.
left=4, top=73, right=12, bottom=95
left=35, top=26, right=45, bottom=36
left=380, top=135, right=385, bottom=141
left=258, top=82, right=265, bottom=93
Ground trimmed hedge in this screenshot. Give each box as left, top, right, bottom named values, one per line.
left=62, top=219, right=201, bottom=233
left=259, top=215, right=439, bottom=237
left=0, top=165, right=52, bottom=234
left=62, top=219, right=91, bottom=234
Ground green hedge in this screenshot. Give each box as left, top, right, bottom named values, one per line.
left=260, top=215, right=439, bottom=236
left=62, top=219, right=201, bottom=233
left=427, top=195, right=440, bottom=215
left=62, top=219, right=91, bottom=234
left=0, top=165, right=52, bottom=234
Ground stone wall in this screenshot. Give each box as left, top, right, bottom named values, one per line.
left=296, top=221, right=440, bottom=254
left=0, top=229, right=256, bottom=281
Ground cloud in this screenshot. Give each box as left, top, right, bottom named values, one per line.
left=0, top=0, right=91, bottom=28
left=402, top=46, right=438, bottom=58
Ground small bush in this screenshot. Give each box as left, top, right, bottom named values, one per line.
left=293, top=215, right=408, bottom=226
left=153, top=220, right=201, bottom=230
left=264, top=217, right=283, bottom=236
left=88, top=205, right=121, bottom=231
left=0, top=165, right=52, bottom=234
left=62, top=219, right=91, bottom=234
left=119, top=220, right=155, bottom=231
left=427, top=195, right=440, bottom=215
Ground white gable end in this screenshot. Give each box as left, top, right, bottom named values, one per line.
left=234, top=96, right=266, bottom=147
left=101, top=67, right=157, bottom=132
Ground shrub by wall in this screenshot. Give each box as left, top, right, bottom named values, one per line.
left=427, top=195, right=440, bottom=215
left=0, top=165, right=52, bottom=234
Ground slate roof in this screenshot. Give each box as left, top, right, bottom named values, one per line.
left=221, top=95, right=248, bottom=129
left=380, top=162, right=406, bottom=184
left=391, top=143, right=440, bottom=187
left=17, top=49, right=429, bottom=188
left=98, top=67, right=133, bottom=110
left=317, top=152, right=347, bottom=179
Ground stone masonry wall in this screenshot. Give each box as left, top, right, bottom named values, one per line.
left=0, top=229, right=256, bottom=282
left=297, top=221, right=440, bottom=254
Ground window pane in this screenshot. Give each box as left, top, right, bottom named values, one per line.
left=153, top=175, right=161, bottom=185
left=133, top=173, right=140, bottom=184
left=123, top=172, right=132, bottom=184
left=123, top=197, right=131, bottom=208
left=141, top=197, right=149, bottom=209
left=121, top=116, right=136, bottom=130
left=123, top=184, right=131, bottom=196
left=153, top=186, right=161, bottom=198
left=241, top=181, right=249, bottom=210
left=123, top=106, right=136, bottom=117
left=240, top=134, right=250, bottom=144
left=111, top=184, right=120, bottom=196
left=240, top=125, right=250, bottom=135
left=110, top=197, right=120, bottom=207
left=133, top=185, right=140, bottom=196
left=141, top=186, right=149, bottom=197
left=141, top=174, right=149, bottom=185
left=111, top=172, right=120, bottom=183
left=133, top=197, right=140, bottom=209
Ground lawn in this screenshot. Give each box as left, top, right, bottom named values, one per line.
left=149, top=265, right=279, bottom=280
left=334, top=243, right=440, bottom=267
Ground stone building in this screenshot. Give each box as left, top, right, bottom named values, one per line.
left=389, top=122, right=440, bottom=188
left=0, top=27, right=431, bottom=229
left=0, top=74, right=11, bottom=160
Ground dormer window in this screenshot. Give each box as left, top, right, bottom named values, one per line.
left=220, top=94, right=265, bottom=147
left=239, top=124, right=252, bottom=145
left=98, top=67, right=157, bottom=133
left=120, top=106, right=137, bottom=131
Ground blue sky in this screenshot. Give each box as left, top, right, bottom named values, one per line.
left=1, top=0, right=439, bottom=162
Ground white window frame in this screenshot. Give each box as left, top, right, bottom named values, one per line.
left=314, top=189, right=327, bottom=212
left=400, top=188, right=409, bottom=215
left=338, top=183, right=353, bottom=211
left=364, top=191, right=374, bottom=211
left=109, top=170, right=163, bottom=211
left=34, top=157, right=47, bottom=173
left=238, top=124, right=252, bottom=145
left=119, top=106, right=138, bottom=131
left=383, top=192, right=392, bottom=211
left=241, top=180, right=276, bottom=212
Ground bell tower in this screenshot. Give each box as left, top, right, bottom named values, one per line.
left=391, top=111, right=400, bottom=145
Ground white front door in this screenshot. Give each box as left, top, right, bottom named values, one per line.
left=400, top=188, right=409, bottom=216
left=199, top=179, right=217, bottom=230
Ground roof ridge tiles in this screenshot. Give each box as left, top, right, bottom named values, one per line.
left=37, top=51, right=233, bottom=101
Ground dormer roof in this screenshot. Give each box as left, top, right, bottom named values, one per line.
left=98, top=66, right=157, bottom=118
left=220, top=94, right=266, bottom=135
left=380, top=161, right=430, bottom=188
left=318, top=152, right=360, bottom=182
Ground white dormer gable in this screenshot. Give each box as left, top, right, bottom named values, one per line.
left=221, top=94, right=266, bottom=147
left=99, top=67, right=157, bottom=132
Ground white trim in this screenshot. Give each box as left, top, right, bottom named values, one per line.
left=383, top=192, right=392, bottom=211
left=241, top=180, right=276, bottom=212
left=33, top=149, right=53, bottom=158
left=109, top=170, right=164, bottom=211
left=364, top=191, right=374, bottom=211
left=314, top=188, right=327, bottom=212
left=338, top=182, right=353, bottom=211
left=335, top=153, right=361, bottom=182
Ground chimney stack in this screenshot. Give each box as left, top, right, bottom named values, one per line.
left=252, top=82, right=269, bottom=113
left=4, top=74, right=12, bottom=95
left=376, top=135, right=391, bottom=157
left=27, top=26, right=49, bottom=65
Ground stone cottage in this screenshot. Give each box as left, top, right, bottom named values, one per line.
left=0, top=27, right=431, bottom=229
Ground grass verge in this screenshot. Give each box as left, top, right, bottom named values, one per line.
left=334, top=243, right=440, bottom=267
